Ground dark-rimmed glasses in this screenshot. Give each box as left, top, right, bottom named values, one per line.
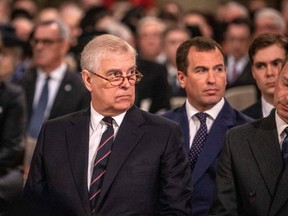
left=30, top=38, right=63, bottom=46
left=87, top=69, right=143, bottom=86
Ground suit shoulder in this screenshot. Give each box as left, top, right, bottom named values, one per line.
left=233, top=108, right=255, bottom=123
left=45, top=109, right=88, bottom=126
left=228, top=117, right=264, bottom=137
left=141, top=110, right=181, bottom=128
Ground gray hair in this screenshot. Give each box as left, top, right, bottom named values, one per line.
left=137, top=16, right=166, bottom=35
left=80, top=34, right=137, bottom=72
left=255, top=7, right=286, bottom=32
left=33, top=19, right=70, bottom=40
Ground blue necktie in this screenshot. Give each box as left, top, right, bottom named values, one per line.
left=282, top=127, right=288, bottom=166
left=89, top=117, right=114, bottom=214
left=28, top=76, right=50, bottom=138
left=189, top=112, right=208, bottom=170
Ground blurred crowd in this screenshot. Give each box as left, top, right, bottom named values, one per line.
left=1, top=0, right=288, bottom=213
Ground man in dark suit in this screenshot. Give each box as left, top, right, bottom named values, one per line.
left=242, top=33, right=288, bottom=119
left=224, top=18, right=256, bottom=89
left=0, top=80, right=26, bottom=213
left=23, top=34, right=192, bottom=215
left=18, top=20, right=90, bottom=178
left=210, top=53, right=288, bottom=216
left=163, top=37, right=251, bottom=216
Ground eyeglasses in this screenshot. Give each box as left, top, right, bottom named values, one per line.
left=87, top=69, right=143, bottom=86
left=30, top=38, right=63, bottom=46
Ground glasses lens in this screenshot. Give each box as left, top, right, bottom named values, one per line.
left=110, top=77, right=123, bottom=86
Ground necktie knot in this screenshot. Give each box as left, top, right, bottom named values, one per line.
left=102, top=117, right=113, bottom=126
left=195, top=112, right=208, bottom=124
left=284, top=127, right=288, bottom=135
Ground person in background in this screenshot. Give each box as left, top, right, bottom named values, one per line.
left=210, top=53, right=288, bottom=216
left=163, top=36, right=252, bottom=216
left=162, top=25, right=190, bottom=98
left=223, top=18, right=255, bottom=89
left=136, top=16, right=166, bottom=64
left=253, top=7, right=286, bottom=38
left=18, top=19, right=90, bottom=180
left=23, top=34, right=192, bottom=215
left=242, top=33, right=288, bottom=119
left=0, top=31, right=26, bottom=214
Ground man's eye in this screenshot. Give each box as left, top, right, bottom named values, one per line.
left=254, top=63, right=265, bottom=69
left=215, top=67, right=224, bottom=73
left=272, top=60, right=283, bottom=66
left=195, top=68, right=205, bottom=73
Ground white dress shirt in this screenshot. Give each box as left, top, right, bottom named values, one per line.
left=33, top=63, right=67, bottom=119
left=261, top=96, right=274, bottom=118
left=186, top=98, right=225, bottom=148
left=275, top=110, right=288, bottom=151
left=88, top=104, right=126, bottom=188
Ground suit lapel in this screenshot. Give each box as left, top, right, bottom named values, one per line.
left=96, top=106, right=146, bottom=209
left=248, top=112, right=283, bottom=197
left=269, top=166, right=288, bottom=215
left=192, top=101, right=235, bottom=185
left=176, top=104, right=190, bottom=155
left=66, top=109, right=91, bottom=215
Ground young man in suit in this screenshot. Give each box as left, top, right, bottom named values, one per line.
left=210, top=52, right=288, bottom=216
left=23, top=34, right=192, bottom=215
left=18, top=19, right=90, bottom=179
left=163, top=36, right=252, bottom=216
left=242, top=33, right=288, bottom=119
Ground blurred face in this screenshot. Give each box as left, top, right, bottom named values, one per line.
left=137, top=23, right=163, bottom=60
left=178, top=47, right=226, bottom=111
left=163, top=30, right=189, bottom=66
left=274, top=61, right=288, bottom=123
left=252, top=44, right=285, bottom=101
left=31, top=23, right=69, bottom=73
left=254, top=17, right=285, bottom=38
left=0, top=47, right=18, bottom=80
left=82, top=51, right=136, bottom=116
left=225, top=24, right=251, bottom=59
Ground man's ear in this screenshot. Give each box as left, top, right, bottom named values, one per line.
left=81, top=70, right=92, bottom=92
left=177, top=71, right=186, bottom=88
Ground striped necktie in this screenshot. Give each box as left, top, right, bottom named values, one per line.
left=282, top=127, right=288, bottom=166
left=89, top=117, right=114, bottom=214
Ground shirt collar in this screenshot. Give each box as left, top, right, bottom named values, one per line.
left=90, top=103, right=126, bottom=132
left=37, top=62, right=67, bottom=81
left=261, top=96, right=274, bottom=117
left=186, top=97, right=225, bottom=120
left=275, top=110, right=288, bottom=139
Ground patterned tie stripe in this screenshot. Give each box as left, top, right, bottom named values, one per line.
left=89, top=117, right=114, bottom=213
left=189, top=112, right=208, bottom=170
left=282, top=127, right=288, bottom=166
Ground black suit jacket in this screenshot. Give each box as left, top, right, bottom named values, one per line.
left=242, top=100, right=263, bottom=119
left=225, top=60, right=256, bottom=89
left=135, top=57, right=171, bottom=113
left=210, top=110, right=288, bottom=216
left=23, top=105, right=192, bottom=216
left=18, top=67, right=90, bottom=124
left=0, top=81, right=25, bottom=202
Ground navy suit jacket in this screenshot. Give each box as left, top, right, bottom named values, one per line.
left=18, top=67, right=90, bottom=124
left=162, top=100, right=252, bottom=216
left=23, top=105, right=192, bottom=216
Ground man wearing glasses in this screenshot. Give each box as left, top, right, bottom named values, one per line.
left=18, top=19, right=90, bottom=180
left=23, top=34, right=192, bottom=215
